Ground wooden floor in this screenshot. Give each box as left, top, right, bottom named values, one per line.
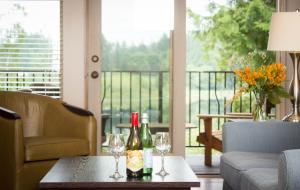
left=186, top=155, right=220, bottom=175
left=192, top=176, right=223, bottom=190
left=184, top=155, right=223, bottom=189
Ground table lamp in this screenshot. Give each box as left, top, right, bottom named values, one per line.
left=267, top=11, right=300, bottom=122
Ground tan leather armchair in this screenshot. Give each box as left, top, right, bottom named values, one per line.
left=0, top=91, right=97, bottom=190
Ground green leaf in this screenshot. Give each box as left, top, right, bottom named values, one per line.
left=267, top=91, right=281, bottom=105
left=273, top=86, right=291, bottom=99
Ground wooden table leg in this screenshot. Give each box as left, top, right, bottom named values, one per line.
left=203, top=118, right=212, bottom=166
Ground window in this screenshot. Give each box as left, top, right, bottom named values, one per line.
left=0, top=1, right=61, bottom=98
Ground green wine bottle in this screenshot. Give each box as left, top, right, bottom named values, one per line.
left=126, top=112, right=143, bottom=178
left=140, top=113, right=153, bottom=175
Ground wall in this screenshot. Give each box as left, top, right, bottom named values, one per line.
left=277, top=0, right=300, bottom=118
left=62, top=0, right=87, bottom=108
left=286, top=0, right=300, bottom=10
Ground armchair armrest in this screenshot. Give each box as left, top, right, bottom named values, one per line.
left=223, top=121, right=300, bottom=153
left=43, top=103, right=97, bottom=155
left=0, top=107, right=24, bottom=189
left=279, top=149, right=300, bottom=190
left=62, top=103, right=94, bottom=116
left=0, top=107, right=21, bottom=119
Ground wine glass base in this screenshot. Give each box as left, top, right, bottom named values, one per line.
left=109, top=172, right=123, bottom=179
left=156, top=170, right=169, bottom=177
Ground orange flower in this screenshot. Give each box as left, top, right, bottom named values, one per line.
left=263, top=63, right=286, bottom=86
left=244, top=67, right=251, bottom=74
left=234, top=63, right=286, bottom=98
left=232, top=62, right=289, bottom=107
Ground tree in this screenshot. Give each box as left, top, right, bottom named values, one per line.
left=188, top=0, right=276, bottom=70
left=0, top=3, right=59, bottom=94
left=102, top=33, right=170, bottom=71
left=0, top=23, right=54, bottom=69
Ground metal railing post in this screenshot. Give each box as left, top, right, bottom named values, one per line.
left=158, top=72, right=163, bottom=123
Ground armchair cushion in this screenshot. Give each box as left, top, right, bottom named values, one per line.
left=24, top=137, right=89, bottom=162
left=220, top=152, right=279, bottom=190
left=241, top=168, right=279, bottom=190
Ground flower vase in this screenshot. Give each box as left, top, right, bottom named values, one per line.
left=252, top=93, right=267, bottom=121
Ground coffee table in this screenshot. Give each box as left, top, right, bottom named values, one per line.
left=39, top=156, right=200, bottom=190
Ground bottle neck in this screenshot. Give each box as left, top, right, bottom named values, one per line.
left=141, top=122, right=149, bottom=131
left=132, top=125, right=139, bottom=129
left=131, top=125, right=139, bottom=136
left=141, top=122, right=151, bottom=136
left=141, top=121, right=148, bottom=126
left=131, top=112, right=139, bottom=126
left=141, top=118, right=148, bottom=124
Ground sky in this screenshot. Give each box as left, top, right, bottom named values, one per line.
left=0, top=0, right=228, bottom=45
left=102, top=0, right=228, bottom=45
left=0, top=1, right=60, bottom=41
left=102, top=0, right=173, bottom=45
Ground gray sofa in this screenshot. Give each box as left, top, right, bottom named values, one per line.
left=221, top=121, right=300, bottom=190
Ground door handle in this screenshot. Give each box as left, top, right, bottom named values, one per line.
left=91, top=71, right=99, bottom=79
left=91, top=55, right=99, bottom=63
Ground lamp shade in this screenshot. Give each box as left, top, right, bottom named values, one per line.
left=267, top=12, right=300, bottom=52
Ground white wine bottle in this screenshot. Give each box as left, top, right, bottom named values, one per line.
left=140, top=113, right=153, bottom=176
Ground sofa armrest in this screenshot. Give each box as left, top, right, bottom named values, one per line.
left=0, top=107, right=24, bottom=189
left=279, top=149, right=300, bottom=190
left=43, top=103, right=97, bottom=155
left=223, top=121, right=300, bottom=153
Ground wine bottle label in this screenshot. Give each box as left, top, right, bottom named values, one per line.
left=143, top=148, right=153, bottom=168
left=126, top=150, right=144, bottom=172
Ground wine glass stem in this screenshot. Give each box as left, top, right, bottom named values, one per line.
left=115, top=156, right=119, bottom=173
left=161, top=153, right=165, bottom=171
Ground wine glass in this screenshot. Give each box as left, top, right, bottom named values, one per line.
left=108, top=134, right=125, bottom=179
left=155, top=132, right=171, bottom=176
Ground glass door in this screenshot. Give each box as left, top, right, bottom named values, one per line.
left=185, top=0, right=276, bottom=172
left=98, top=0, right=174, bottom=152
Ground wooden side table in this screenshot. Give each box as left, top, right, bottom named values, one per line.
left=196, top=113, right=252, bottom=166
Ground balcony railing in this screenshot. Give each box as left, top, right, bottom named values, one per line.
left=0, top=69, right=258, bottom=148
left=101, top=70, right=254, bottom=148
left=0, top=70, right=61, bottom=98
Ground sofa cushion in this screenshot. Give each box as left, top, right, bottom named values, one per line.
left=24, top=137, right=89, bottom=162
left=241, top=168, right=279, bottom=190
left=221, top=152, right=279, bottom=190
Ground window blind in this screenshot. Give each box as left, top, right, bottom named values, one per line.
left=0, top=1, right=61, bottom=99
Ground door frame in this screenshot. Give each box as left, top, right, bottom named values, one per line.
left=172, top=0, right=186, bottom=156
left=87, top=0, right=102, bottom=154
left=86, top=0, right=187, bottom=156
left=275, top=0, right=300, bottom=119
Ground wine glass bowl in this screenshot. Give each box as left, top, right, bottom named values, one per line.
left=155, top=144, right=171, bottom=154
left=108, top=134, right=125, bottom=179
left=154, top=132, right=171, bottom=177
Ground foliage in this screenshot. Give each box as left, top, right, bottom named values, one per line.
left=238, top=50, right=272, bottom=69
left=102, top=34, right=170, bottom=71
left=187, top=0, right=276, bottom=69
left=0, top=4, right=54, bottom=70
left=0, top=24, right=54, bottom=68
left=234, top=63, right=290, bottom=106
